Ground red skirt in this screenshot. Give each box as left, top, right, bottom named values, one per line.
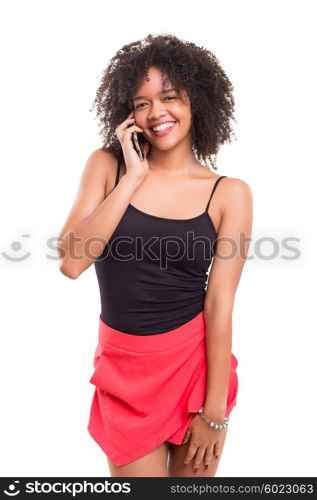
left=87, top=310, right=238, bottom=467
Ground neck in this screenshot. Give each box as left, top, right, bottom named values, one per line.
left=147, top=140, right=198, bottom=177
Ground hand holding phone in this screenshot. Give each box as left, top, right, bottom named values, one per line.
left=115, top=111, right=151, bottom=184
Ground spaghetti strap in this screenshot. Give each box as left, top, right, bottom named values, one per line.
left=114, top=159, right=121, bottom=189
left=205, top=175, right=227, bottom=212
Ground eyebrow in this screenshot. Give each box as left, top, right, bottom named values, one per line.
left=133, top=88, right=176, bottom=102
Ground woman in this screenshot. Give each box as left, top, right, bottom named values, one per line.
left=57, top=33, right=253, bottom=477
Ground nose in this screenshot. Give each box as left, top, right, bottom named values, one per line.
left=147, top=100, right=168, bottom=121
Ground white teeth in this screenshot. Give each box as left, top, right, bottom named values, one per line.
left=152, top=122, right=175, bottom=132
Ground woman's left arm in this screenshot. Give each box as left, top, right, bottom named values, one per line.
left=203, top=177, right=253, bottom=421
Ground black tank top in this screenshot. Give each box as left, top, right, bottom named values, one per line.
left=94, top=161, right=227, bottom=335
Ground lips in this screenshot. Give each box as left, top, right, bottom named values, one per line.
left=150, top=121, right=176, bottom=131
left=150, top=122, right=177, bottom=137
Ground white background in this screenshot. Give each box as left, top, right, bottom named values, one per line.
left=0, top=0, right=316, bottom=477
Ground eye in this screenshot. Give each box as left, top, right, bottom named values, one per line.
left=135, top=96, right=176, bottom=110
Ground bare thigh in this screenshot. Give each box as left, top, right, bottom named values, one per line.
left=107, top=442, right=170, bottom=477
left=168, top=427, right=228, bottom=477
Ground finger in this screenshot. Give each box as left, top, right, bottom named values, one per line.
left=183, top=441, right=198, bottom=467
left=116, top=123, right=143, bottom=144
left=122, top=116, right=134, bottom=125
left=122, top=124, right=143, bottom=143
left=124, top=116, right=135, bottom=124
left=204, top=445, right=214, bottom=469
left=213, top=440, right=220, bottom=461
left=125, top=110, right=136, bottom=121
left=115, top=117, right=135, bottom=135
left=123, top=123, right=143, bottom=133
left=193, top=446, right=206, bottom=472
left=116, top=116, right=136, bottom=132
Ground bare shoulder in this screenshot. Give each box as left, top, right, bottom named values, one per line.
left=86, top=147, right=118, bottom=173
left=85, top=148, right=121, bottom=195
left=220, top=176, right=253, bottom=214
left=220, top=176, right=252, bottom=196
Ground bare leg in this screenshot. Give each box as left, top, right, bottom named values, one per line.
left=107, top=442, right=170, bottom=477
left=168, top=427, right=228, bottom=477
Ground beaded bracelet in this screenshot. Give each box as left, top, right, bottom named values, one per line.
left=198, top=406, right=229, bottom=430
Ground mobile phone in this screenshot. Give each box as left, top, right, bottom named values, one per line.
left=132, top=131, right=145, bottom=161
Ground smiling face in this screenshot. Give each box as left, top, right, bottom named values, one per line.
left=132, top=66, right=192, bottom=152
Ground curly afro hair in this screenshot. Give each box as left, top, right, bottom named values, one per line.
left=90, top=33, right=236, bottom=170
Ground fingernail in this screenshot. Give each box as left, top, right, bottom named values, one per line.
left=183, top=463, right=187, bottom=467
left=215, top=455, right=219, bottom=459
left=194, top=467, right=198, bottom=472
left=205, top=464, right=209, bottom=469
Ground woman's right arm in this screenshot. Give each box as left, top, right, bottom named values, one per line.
left=57, top=148, right=141, bottom=279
